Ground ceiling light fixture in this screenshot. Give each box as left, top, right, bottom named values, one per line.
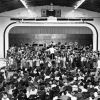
left=74, top=0, right=86, bottom=10
left=19, top=0, right=33, bottom=17
left=20, top=0, right=28, bottom=9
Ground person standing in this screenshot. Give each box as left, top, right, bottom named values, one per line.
left=46, top=45, right=57, bottom=60
left=95, top=55, right=100, bottom=79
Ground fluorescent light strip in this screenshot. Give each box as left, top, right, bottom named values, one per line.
left=74, top=0, right=86, bottom=9
left=20, top=0, right=28, bottom=9
left=20, top=0, right=33, bottom=17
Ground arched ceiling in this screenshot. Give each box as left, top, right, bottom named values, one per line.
left=0, top=0, right=100, bottom=13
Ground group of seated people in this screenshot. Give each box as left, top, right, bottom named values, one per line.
left=0, top=41, right=100, bottom=100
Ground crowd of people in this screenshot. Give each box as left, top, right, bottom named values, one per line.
left=0, top=41, right=100, bottom=100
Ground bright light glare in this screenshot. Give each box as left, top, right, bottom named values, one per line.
left=65, top=10, right=84, bottom=18
left=27, top=9, right=33, bottom=17
left=20, top=0, right=28, bottom=9
left=66, top=10, right=75, bottom=18
left=19, top=0, right=33, bottom=17
left=74, top=0, right=86, bottom=10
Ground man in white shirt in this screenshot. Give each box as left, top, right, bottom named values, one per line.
left=46, top=45, right=57, bottom=60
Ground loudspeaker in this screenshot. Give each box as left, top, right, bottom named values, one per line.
left=41, top=9, right=47, bottom=17
left=55, top=10, right=61, bottom=17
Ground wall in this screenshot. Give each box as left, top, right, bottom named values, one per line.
left=0, top=6, right=100, bottom=58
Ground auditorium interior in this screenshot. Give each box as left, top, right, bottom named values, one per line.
left=0, top=0, right=100, bottom=100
